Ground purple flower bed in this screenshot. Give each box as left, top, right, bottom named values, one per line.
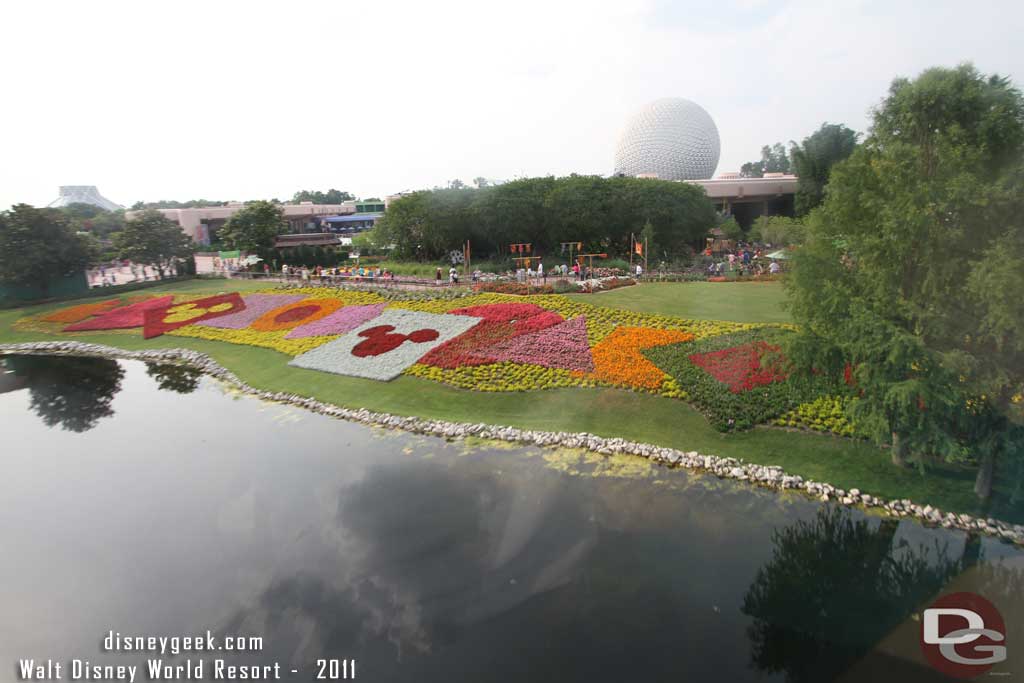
left=285, top=303, right=387, bottom=339
left=483, top=316, right=594, bottom=372
left=198, top=294, right=304, bottom=329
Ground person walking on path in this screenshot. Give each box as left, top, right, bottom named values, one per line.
left=435, top=268, right=443, bottom=286
left=538, top=262, right=545, bottom=283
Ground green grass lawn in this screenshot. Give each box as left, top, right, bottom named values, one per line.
left=568, top=281, right=791, bottom=323
left=2, top=278, right=1016, bottom=523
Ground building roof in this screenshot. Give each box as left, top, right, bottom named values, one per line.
left=321, top=212, right=383, bottom=223
left=273, top=233, right=343, bottom=248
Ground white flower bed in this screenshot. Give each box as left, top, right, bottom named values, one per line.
left=288, top=309, right=481, bottom=381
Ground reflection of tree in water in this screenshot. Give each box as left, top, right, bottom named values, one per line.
left=5, top=355, right=124, bottom=432
left=145, top=362, right=201, bottom=394
left=741, top=506, right=963, bottom=682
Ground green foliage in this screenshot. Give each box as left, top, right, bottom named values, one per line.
left=786, top=63, right=1024, bottom=494
left=290, top=189, right=354, bottom=205
left=219, top=201, right=285, bottom=252
left=740, top=143, right=791, bottom=178
left=57, top=203, right=125, bottom=237
left=130, top=199, right=228, bottom=210
left=753, top=215, right=806, bottom=246
left=719, top=216, right=744, bottom=242
left=375, top=175, right=716, bottom=261
left=0, top=204, right=96, bottom=293
left=645, top=329, right=841, bottom=431
left=113, top=210, right=193, bottom=276
left=790, top=123, right=859, bottom=215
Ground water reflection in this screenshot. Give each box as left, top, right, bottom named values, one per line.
left=3, top=354, right=124, bottom=432
left=742, top=507, right=963, bottom=681
left=1, top=356, right=1022, bottom=682
left=145, top=362, right=202, bottom=394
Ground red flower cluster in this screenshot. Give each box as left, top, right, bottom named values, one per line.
left=420, top=302, right=563, bottom=368
left=351, top=325, right=439, bottom=357
left=472, top=282, right=555, bottom=295
left=688, top=341, right=788, bottom=393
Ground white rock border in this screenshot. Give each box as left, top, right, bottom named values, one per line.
left=3, top=340, right=1021, bottom=546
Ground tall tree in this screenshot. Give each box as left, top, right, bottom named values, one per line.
left=219, top=201, right=285, bottom=252
left=0, top=204, right=95, bottom=296
left=290, top=189, right=354, bottom=205
left=740, top=143, right=791, bottom=178
left=789, top=123, right=859, bottom=215
left=113, top=210, right=193, bottom=277
left=786, top=64, right=1024, bottom=499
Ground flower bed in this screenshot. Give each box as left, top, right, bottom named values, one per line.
left=472, top=282, right=555, bottom=295
left=483, top=316, right=594, bottom=372
left=41, top=299, right=123, bottom=324
left=285, top=303, right=387, bottom=339
left=592, top=327, right=694, bottom=390
left=288, top=309, right=481, bottom=380
left=142, top=293, right=245, bottom=339
left=688, top=341, right=788, bottom=393
left=199, top=294, right=305, bottom=329
left=418, top=302, right=564, bottom=368
left=644, top=329, right=835, bottom=431
left=776, top=395, right=860, bottom=436
left=64, top=296, right=175, bottom=332
left=250, top=298, right=344, bottom=332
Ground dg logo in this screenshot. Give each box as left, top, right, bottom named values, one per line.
left=920, top=592, right=1007, bottom=679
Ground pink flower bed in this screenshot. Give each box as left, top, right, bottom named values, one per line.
left=482, top=316, right=593, bottom=372
left=420, top=302, right=564, bottom=368
left=197, top=294, right=304, bottom=329
left=64, top=296, right=175, bottom=332
left=285, top=303, right=387, bottom=339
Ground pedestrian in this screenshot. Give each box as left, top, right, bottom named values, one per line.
left=449, top=266, right=458, bottom=285
left=769, top=260, right=780, bottom=275
left=435, top=267, right=443, bottom=286
left=538, top=262, right=545, bottom=282
left=572, top=263, right=580, bottom=280
left=635, top=263, right=643, bottom=278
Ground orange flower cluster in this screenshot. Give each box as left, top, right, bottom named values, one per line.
left=591, top=326, right=693, bottom=390
left=41, top=299, right=122, bottom=324
left=249, top=298, right=343, bottom=332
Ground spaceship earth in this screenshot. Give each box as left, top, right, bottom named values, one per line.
left=614, top=98, right=720, bottom=180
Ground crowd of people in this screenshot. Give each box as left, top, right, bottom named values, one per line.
left=280, top=264, right=397, bottom=284
left=701, top=245, right=781, bottom=278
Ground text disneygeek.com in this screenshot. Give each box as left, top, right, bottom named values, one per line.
left=15, top=631, right=356, bottom=681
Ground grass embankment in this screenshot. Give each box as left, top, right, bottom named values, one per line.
left=1, top=278, right=1017, bottom=523
left=568, top=281, right=792, bottom=324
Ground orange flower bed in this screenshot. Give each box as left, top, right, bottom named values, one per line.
left=41, top=299, right=122, bottom=323
left=250, top=298, right=344, bottom=332
left=591, top=326, right=694, bottom=390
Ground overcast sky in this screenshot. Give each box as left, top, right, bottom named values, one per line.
left=2, top=0, right=1021, bottom=209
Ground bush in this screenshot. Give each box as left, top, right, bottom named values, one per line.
left=552, top=278, right=576, bottom=294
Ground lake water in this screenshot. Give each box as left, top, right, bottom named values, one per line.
left=1, top=355, right=1022, bottom=682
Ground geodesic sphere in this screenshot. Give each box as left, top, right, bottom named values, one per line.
left=614, top=98, right=720, bottom=180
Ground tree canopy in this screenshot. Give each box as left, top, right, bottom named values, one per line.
left=740, top=143, right=791, bottom=178
left=113, top=209, right=193, bottom=276
left=375, top=175, right=717, bottom=261
left=789, top=123, right=859, bottom=215
left=786, top=63, right=1024, bottom=499
left=130, top=199, right=228, bottom=210
left=0, top=204, right=96, bottom=294
left=219, top=200, right=285, bottom=252
left=290, top=189, right=354, bottom=205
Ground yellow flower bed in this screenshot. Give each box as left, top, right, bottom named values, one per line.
left=775, top=395, right=858, bottom=436
left=166, top=323, right=339, bottom=356
left=405, top=361, right=591, bottom=392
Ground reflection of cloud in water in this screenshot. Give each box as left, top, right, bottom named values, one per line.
left=222, top=456, right=596, bottom=664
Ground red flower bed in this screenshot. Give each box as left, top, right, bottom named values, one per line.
left=142, top=293, right=245, bottom=339
left=351, top=325, right=439, bottom=357
left=688, top=341, right=788, bottom=393
left=419, top=303, right=564, bottom=368
left=64, top=296, right=175, bottom=332
left=472, top=282, right=555, bottom=295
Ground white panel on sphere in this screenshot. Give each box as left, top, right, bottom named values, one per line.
left=614, top=98, right=720, bottom=181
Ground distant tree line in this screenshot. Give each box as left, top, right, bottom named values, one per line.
left=375, top=175, right=718, bottom=261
